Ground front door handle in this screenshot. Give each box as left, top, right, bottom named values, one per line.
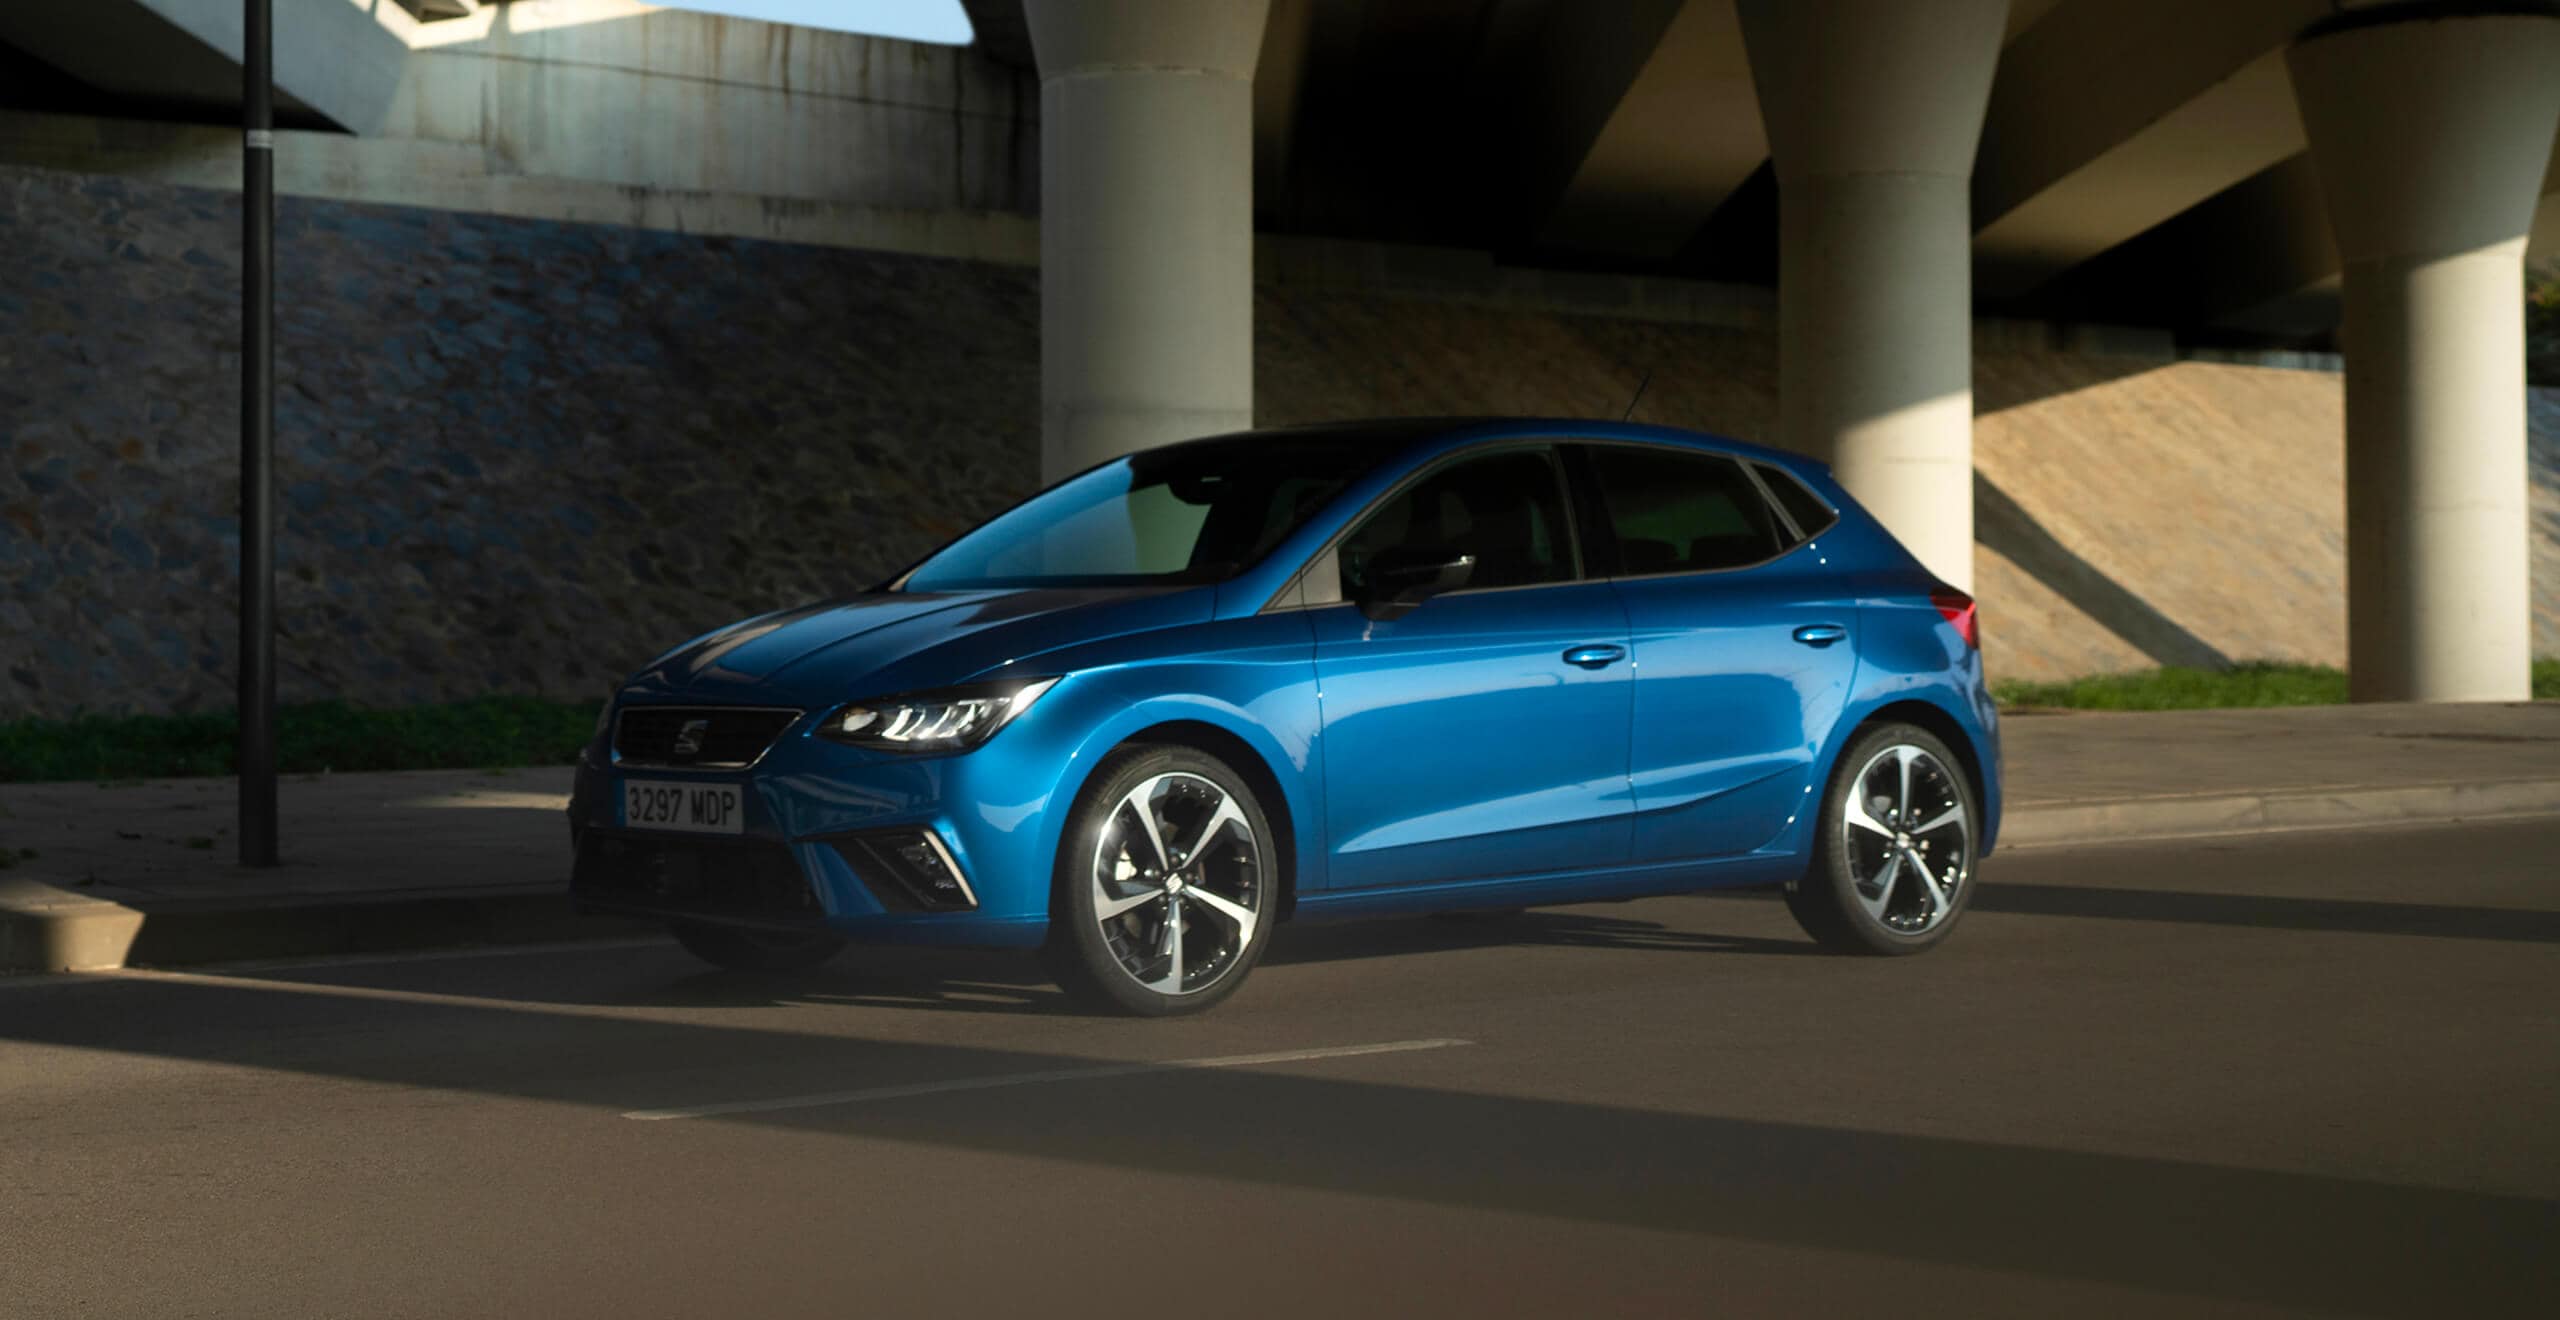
left=1562, top=644, right=1627, bottom=669
left=1793, top=624, right=1849, bottom=648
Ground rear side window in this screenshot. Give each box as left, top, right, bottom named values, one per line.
left=1754, top=462, right=1840, bottom=541
left=1585, top=445, right=1785, bottom=574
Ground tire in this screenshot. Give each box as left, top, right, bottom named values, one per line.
left=1785, top=722, right=1980, bottom=956
left=669, top=918, right=848, bottom=972
left=1043, top=744, right=1280, bottom=1016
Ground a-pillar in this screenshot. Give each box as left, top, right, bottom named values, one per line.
left=1025, top=0, right=1269, bottom=482
left=1736, top=0, right=2009, bottom=591
left=2287, top=7, right=2560, bottom=703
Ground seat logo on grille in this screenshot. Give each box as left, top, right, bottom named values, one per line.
left=672, top=718, right=711, bottom=758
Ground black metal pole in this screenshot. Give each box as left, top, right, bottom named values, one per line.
left=239, top=0, right=277, bottom=867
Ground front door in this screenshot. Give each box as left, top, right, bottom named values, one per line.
left=1307, top=446, right=1634, bottom=890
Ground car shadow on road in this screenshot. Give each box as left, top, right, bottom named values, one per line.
left=1969, top=882, right=2560, bottom=944
left=0, top=969, right=2546, bottom=1317
left=1689, top=879, right=2560, bottom=945
left=480, top=908, right=1817, bottom=1015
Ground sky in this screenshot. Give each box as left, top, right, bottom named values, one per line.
left=645, top=0, right=975, bottom=45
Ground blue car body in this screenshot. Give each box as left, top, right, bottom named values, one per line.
left=568, top=419, right=2002, bottom=948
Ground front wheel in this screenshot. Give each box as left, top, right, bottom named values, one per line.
left=1044, top=745, right=1279, bottom=1016
left=1785, top=723, right=1979, bottom=956
left=669, top=918, right=847, bottom=972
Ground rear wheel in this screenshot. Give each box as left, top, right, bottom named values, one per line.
left=669, top=918, right=847, bottom=972
left=1786, top=723, right=1978, bottom=955
left=1044, top=745, right=1278, bottom=1016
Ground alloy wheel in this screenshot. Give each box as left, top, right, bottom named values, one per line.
left=1840, top=744, right=1972, bottom=935
left=1088, top=771, right=1264, bottom=996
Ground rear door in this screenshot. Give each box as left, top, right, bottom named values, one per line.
left=1573, top=443, right=1858, bottom=862
left=1306, top=445, right=1634, bottom=890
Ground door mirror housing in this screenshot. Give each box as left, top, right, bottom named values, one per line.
left=1356, top=550, right=1475, bottom=621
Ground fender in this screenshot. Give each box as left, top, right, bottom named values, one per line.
left=1801, top=688, right=2004, bottom=859
left=1003, top=618, right=1330, bottom=909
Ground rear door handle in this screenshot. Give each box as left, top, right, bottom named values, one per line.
left=1792, top=624, right=1849, bottom=648
left=1562, top=644, right=1627, bottom=669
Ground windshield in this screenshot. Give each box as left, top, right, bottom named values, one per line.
left=899, top=433, right=1398, bottom=592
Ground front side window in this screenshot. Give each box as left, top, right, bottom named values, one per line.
left=900, top=436, right=1389, bottom=592
left=1338, top=448, right=1577, bottom=596
left=1585, top=445, right=1786, bottom=574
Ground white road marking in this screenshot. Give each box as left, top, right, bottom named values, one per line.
left=622, top=1037, right=1476, bottom=1122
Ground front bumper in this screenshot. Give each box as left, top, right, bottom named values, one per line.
left=572, top=830, right=830, bottom=935
left=565, top=710, right=1080, bottom=949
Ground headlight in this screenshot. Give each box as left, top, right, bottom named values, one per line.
left=592, top=695, right=616, bottom=744
left=819, top=677, right=1059, bottom=753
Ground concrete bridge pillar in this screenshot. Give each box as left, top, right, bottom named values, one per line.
left=2288, top=9, right=2560, bottom=703
left=1736, top=0, right=2010, bottom=592
left=1025, top=0, right=1269, bottom=482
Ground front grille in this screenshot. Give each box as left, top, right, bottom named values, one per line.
left=573, top=832, right=821, bottom=921
left=614, top=706, right=800, bottom=768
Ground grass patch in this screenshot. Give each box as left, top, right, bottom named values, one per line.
left=0, top=697, right=600, bottom=784
left=1997, top=659, right=2560, bottom=711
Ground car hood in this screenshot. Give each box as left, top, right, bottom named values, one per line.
left=620, top=586, right=1212, bottom=708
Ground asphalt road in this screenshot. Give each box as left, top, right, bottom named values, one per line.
left=2, top=818, right=2555, bottom=1319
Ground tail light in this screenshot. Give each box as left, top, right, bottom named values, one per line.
left=1931, top=587, right=1978, bottom=650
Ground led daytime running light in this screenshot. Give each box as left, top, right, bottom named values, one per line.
left=826, top=678, right=1058, bottom=751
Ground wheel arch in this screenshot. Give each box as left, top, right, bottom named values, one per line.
left=1839, top=698, right=1990, bottom=828
left=1110, top=720, right=1302, bottom=922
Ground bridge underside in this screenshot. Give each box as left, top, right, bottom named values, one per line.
left=6, top=0, right=2552, bottom=350
left=2, top=0, right=2554, bottom=702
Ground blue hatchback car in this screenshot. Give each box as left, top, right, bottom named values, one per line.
left=569, top=419, right=2001, bottom=1014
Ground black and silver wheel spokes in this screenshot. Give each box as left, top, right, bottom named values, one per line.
left=1090, top=772, right=1261, bottom=995
left=1841, top=744, right=1970, bottom=934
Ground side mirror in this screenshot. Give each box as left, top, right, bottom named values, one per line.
left=1357, top=549, right=1475, bottom=621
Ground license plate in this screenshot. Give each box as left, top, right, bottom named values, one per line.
left=621, top=780, right=745, bottom=835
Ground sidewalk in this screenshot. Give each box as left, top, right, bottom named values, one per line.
left=1997, top=699, right=2560, bottom=843
left=4, top=702, right=2555, bottom=971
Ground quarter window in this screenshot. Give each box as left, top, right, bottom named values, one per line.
left=1339, top=448, right=1576, bottom=596
left=1585, top=445, right=1787, bottom=574
left=1754, top=462, right=1840, bottom=541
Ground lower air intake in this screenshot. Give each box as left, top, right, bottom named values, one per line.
left=829, top=830, right=979, bottom=913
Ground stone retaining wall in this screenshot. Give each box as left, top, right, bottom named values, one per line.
left=2, top=162, right=2553, bottom=717
left=1, top=164, right=1038, bottom=717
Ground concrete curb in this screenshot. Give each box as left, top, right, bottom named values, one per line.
left=0, top=887, right=654, bottom=974
left=6, top=778, right=2559, bottom=973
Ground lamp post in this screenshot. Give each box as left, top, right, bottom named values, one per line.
left=239, top=0, right=277, bottom=866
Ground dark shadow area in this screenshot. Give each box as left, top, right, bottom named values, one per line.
left=425, top=909, right=1816, bottom=1014
left=1972, top=883, right=2560, bottom=945
left=0, top=33, right=338, bottom=132
left=1691, top=877, right=2560, bottom=945
left=2007, top=155, right=2336, bottom=341
left=0, top=971, right=2548, bottom=1317
left=624, top=962, right=1076, bottom=1017
left=1266, top=909, right=1815, bottom=965
left=1973, top=470, right=2233, bottom=670
left=1664, top=160, right=1779, bottom=287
